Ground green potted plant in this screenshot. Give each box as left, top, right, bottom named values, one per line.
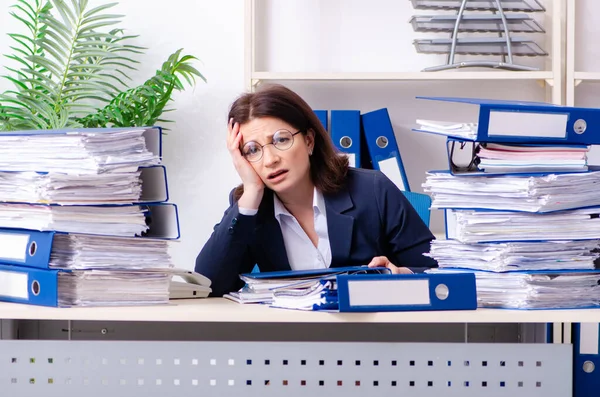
left=0, top=0, right=205, bottom=131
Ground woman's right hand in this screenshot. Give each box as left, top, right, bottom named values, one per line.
left=227, top=118, right=264, bottom=209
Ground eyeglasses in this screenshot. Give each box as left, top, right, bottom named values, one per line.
left=241, top=129, right=303, bottom=163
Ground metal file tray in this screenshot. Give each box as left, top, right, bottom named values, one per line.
left=409, top=0, right=545, bottom=12
left=409, top=14, right=545, bottom=33
left=413, top=37, right=548, bottom=56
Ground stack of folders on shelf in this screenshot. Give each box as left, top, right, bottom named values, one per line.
left=0, top=127, right=206, bottom=307
left=413, top=96, right=600, bottom=309
left=224, top=266, right=477, bottom=312
left=312, top=108, right=411, bottom=192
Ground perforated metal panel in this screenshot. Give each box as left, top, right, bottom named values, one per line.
left=0, top=340, right=571, bottom=397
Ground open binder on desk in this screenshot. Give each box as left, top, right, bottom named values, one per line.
left=413, top=97, right=600, bottom=145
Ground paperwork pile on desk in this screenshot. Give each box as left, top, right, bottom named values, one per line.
left=415, top=96, right=600, bottom=309
left=0, top=127, right=185, bottom=307
left=224, top=266, right=478, bottom=312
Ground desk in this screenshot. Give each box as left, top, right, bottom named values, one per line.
left=0, top=298, right=598, bottom=323
left=0, top=299, right=583, bottom=396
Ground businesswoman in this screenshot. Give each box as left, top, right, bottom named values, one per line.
left=195, top=84, right=437, bottom=296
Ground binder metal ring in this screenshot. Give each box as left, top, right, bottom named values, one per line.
left=376, top=136, right=389, bottom=149
left=28, top=241, right=37, bottom=257
left=435, top=283, right=449, bottom=300
left=339, top=136, right=352, bottom=149
left=31, top=280, right=40, bottom=296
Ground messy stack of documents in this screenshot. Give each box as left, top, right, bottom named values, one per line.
left=224, top=267, right=390, bottom=310
left=0, top=128, right=159, bottom=174
left=428, top=268, right=600, bottom=309
left=415, top=96, right=600, bottom=309
left=423, top=170, right=600, bottom=212
left=0, top=127, right=184, bottom=307
left=49, top=234, right=172, bottom=270
left=427, top=239, right=600, bottom=272
left=57, top=270, right=171, bottom=307
left=476, top=143, right=589, bottom=173
left=224, top=266, right=478, bottom=312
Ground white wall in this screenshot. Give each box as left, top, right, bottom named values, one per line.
left=1, top=0, right=598, bottom=271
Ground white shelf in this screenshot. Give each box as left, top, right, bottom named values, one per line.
left=251, top=71, right=555, bottom=82
left=574, top=72, right=600, bottom=82
left=1, top=298, right=599, bottom=323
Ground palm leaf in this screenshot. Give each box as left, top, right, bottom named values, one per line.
left=0, top=0, right=140, bottom=130
left=77, top=48, right=205, bottom=128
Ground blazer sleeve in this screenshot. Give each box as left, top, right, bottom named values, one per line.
left=373, top=172, right=438, bottom=272
left=195, top=189, right=258, bottom=296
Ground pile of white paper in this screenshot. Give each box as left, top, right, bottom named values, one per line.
left=49, top=234, right=172, bottom=270
left=416, top=119, right=478, bottom=140
left=0, top=203, right=149, bottom=236
left=0, top=129, right=159, bottom=174
left=427, top=239, right=600, bottom=272
left=448, top=208, right=600, bottom=243
left=428, top=268, right=600, bottom=309
left=0, top=171, right=143, bottom=204
left=57, top=270, right=170, bottom=307
left=423, top=171, right=600, bottom=212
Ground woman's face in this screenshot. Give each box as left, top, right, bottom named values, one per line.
left=239, top=116, right=314, bottom=194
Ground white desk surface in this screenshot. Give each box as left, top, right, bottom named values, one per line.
left=0, top=298, right=598, bottom=323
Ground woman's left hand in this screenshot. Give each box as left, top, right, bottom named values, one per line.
left=367, top=256, right=413, bottom=274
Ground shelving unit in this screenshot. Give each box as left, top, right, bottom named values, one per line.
left=244, top=0, right=564, bottom=104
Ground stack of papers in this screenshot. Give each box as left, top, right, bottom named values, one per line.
left=416, top=119, right=478, bottom=140
left=0, top=204, right=149, bottom=236
left=423, top=170, right=600, bottom=212
left=224, top=266, right=391, bottom=310
left=448, top=207, right=600, bottom=243
left=477, top=143, right=589, bottom=173
left=0, top=171, right=143, bottom=204
left=0, top=129, right=159, bottom=174
left=57, top=270, right=170, bottom=307
left=428, top=268, right=600, bottom=309
left=49, top=234, right=172, bottom=270
left=427, top=239, right=600, bottom=272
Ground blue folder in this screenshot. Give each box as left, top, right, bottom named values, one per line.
left=361, top=108, right=410, bottom=191
left=415, top=96, right=600, bottom=145
left=0, top=264, right=60, bottom=306
left=241, top=265, right=391, bottom=281
left=573, top=323, right=600, bottom=397
left=331, top=110, right=361, bottom=168
left=336, top=272, right=477, bottom=312
left=313, top=110, right=328, bottom=131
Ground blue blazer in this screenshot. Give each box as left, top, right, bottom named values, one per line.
left=195, top=168, right=438, bottom=296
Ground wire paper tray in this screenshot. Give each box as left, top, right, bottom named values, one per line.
left=413, top=37, right=548, bottom=57
left=409, top=14, right=545, bottom=33
left=409, top=0, right=545, bottom=12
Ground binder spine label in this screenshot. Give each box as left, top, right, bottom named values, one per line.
left=488, top=110, right=568, bottom=138
left=0, top=270, right=28, bottom=299
left=0, top=233, right=29, bottom=262
left=348, top=279, right=430, bottom=306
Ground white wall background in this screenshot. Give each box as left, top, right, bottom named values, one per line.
left=0, top=0, right=598, bottom=272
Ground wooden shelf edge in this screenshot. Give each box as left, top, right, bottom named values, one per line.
left=574, top=72, right=600, bottom=82
left=252, top=71, right=555, bottom=82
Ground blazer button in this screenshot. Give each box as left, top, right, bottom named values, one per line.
left=228, top=226, right=234, bottom=234
left=232, top=217, right=238, bottom=225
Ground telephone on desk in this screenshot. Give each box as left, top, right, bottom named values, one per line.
left=169, top=269, right=212, bottom=299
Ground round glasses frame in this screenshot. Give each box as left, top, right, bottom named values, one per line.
left=241, top=129, right=304, bottom=163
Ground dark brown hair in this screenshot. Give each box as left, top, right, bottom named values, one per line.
left=228, top=84, right=348, bottom=201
